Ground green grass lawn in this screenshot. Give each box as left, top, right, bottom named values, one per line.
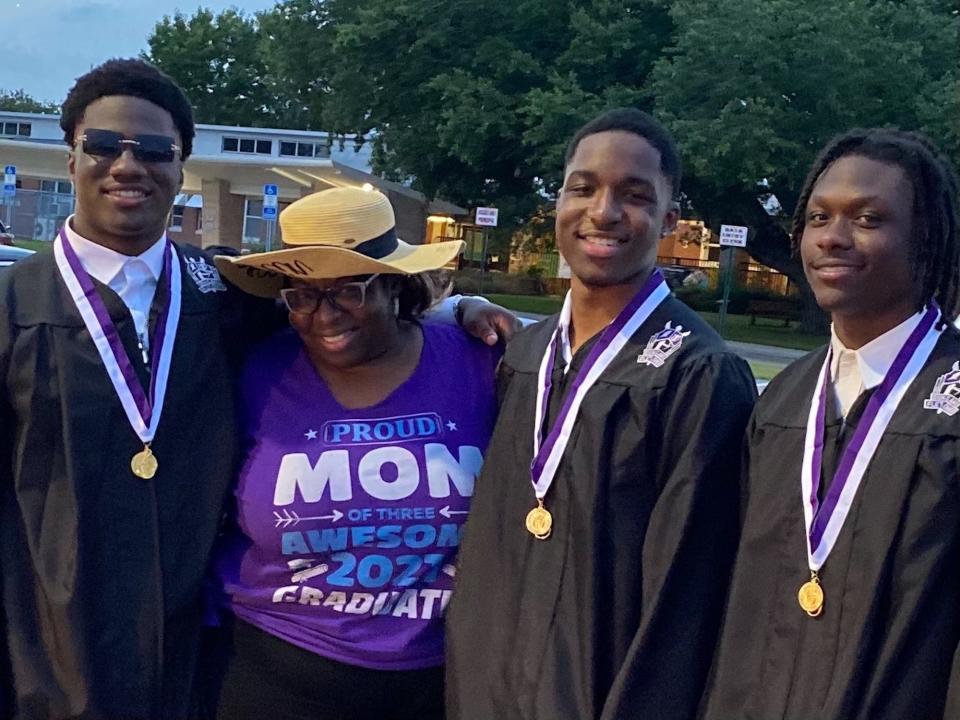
left=13, top=239, right=52, bottom=253
left=487, top=294, right=828, bottom=351
left=698, top=311, right=827, bottom=351
left=486, top=293, right=564, bottom=316
left=748, top=360, right=786, bottom=381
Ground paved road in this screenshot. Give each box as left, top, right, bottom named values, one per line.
left=725, top=340, right=809, bottom=367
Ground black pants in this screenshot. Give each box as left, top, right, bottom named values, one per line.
left=203, top=617, right=445, bottom=720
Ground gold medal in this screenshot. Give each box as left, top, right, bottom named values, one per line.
left=131, top=445, right=158, bottom=480
left=798, top=572, right=824, bottom=617
left=525, top=500, right=553, bottom=540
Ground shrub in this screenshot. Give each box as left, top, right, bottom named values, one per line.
left=673, top=286, right=801, bottom=319
left=452, top=269, right=542, bottom=295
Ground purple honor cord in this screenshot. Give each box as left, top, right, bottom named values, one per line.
left=531, top=269, right=669, bottom=497
left=804, top=304, right=940, bottom=564
left=55, top=227, right=180, bottom=438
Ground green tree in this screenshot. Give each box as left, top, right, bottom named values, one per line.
left=255, top=0, right=336, bottom=130
left=304, top=0, right=673, bottom=224
left=257, top=0, right=330, bottom=130
left=142, top=0, right=956, bottom=321
left=651, top=0, right=959, bottom=328
left=917, top=71, right=960, bottom=165
left=144, top=8, right=275, bottom=127
left=0, top=89, right=59, bottom=114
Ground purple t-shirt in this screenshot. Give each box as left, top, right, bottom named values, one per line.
left=216, top=322, right=500, bottom=670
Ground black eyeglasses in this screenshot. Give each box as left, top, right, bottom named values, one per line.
left=74, top=129, right=181, bottom=163
left=280, top=274, right=381, bottom=315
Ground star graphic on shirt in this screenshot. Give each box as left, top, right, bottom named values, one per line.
left=304, top=429, right=318, bottom=440
left=446, top=421, right=458, bottom=431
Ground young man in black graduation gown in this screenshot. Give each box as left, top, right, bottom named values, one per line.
left=446, top=109, right=757, bottom=720
left=700, top=129, right=960, bottom=720
left=0, top=59, right=516, bottom=720
left=0, top=59, right=263, bottom=720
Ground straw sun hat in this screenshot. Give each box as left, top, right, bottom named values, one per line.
left=214, top=186, right=465, bottom=298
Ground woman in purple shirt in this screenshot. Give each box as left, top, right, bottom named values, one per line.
left=209, top=187, right=500, bottom=719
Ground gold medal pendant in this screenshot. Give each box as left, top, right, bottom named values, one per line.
left=131, top=445, right=158, bottom=480
left=525, top=499, right=553, bottom=540
left=798, top=571, right=824, bottom=617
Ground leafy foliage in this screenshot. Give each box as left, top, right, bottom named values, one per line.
left=267, top=0, right=674, bottom=224
left=255, top=0, right=336, bottom=130
left=143, top=0, right=958, bottom=293
left=0, top=89, right=59, bottom=114
left=651, top=0, right=959, bottom=283
left=144, top=9, right=275, bottom=127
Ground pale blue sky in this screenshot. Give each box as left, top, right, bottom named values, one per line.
left=1, top=0, right=277, bottom=105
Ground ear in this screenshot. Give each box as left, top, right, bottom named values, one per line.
left=67, top=150, right=77, bottom=181
left=660, top=201, right=680, bottom=237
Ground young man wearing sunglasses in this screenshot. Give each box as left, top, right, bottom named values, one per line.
left=0, top=57, right=250, bottom=720
left=0, top=59, right=515, bottom=720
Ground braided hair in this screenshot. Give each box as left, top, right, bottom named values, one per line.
left=790, top=128, right=960, bottom=320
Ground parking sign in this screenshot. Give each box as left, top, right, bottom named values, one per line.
left=263, top=184, right=278, bottom=219
left=3, top=165, right=15, bottom=198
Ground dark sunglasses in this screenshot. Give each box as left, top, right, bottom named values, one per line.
left=280, top=274, right=381, bottom=315
left=75, top=129, right=181, bottom=163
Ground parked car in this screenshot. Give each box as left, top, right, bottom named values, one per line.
left=0, top=220, right=13, bottom=246
left=0, top=245, right=34, bottom=270
left=660, top=265, right=695, bottom=289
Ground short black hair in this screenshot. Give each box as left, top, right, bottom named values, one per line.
left=60, top=58, right=195, bottom=159
left=564, top=108, right=682, bottom=199
left=790, top=128, right=960, bottom=319
left=389, top=271, right=451, bottom=320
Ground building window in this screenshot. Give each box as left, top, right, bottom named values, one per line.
left=35, top=177, right=75, bottom=220
left=279, top=141, right=329, bottom=159
left=243, top=199, right=265, bottom=245
left=1, top=122, right=31, bottom=137
left=222, top=136, right=273, bottom=155
left=40, top=180, right=72, bottom=194
left=169, top=206, right=184, bottom=231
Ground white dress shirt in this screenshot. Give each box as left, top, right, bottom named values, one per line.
left=829, top=310, right=925, bottom=417
left=64, top=215, right=167, bottom=352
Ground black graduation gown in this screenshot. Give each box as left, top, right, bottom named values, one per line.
left=446, top=295, right=757, bottom=720
left=0, top=246, right=271, bottom=720
left=700, top=329, right=960, bottom=720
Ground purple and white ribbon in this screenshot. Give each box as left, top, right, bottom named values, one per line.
left=801, top=305, right=941, bottom=571
left=54, top=228, right=181, bottom=443
left=531, top=270, right=670, bottom=500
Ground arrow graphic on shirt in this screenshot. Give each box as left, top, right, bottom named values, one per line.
left=439, top=505, right=470, bottom=519
left=273, top=508, right=344, bottom=528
